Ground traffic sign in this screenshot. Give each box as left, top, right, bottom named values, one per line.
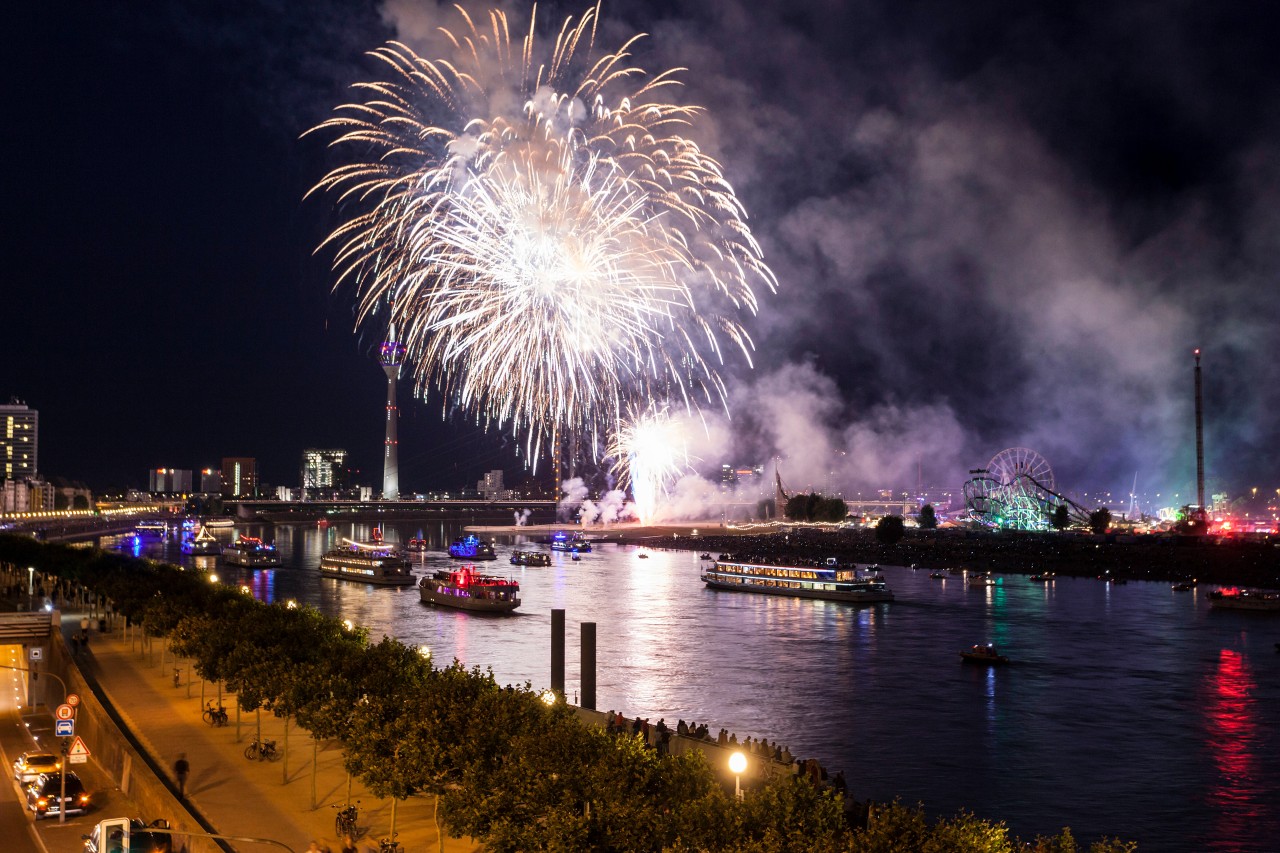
left=68, top=736, right=90, bottom=758
left=69, top=754, right=87, bottom=765
left=55, top=719, right=74, bottom=737
left=66, top=693, right=81, bottom=707
left=55, top=704, right=74, bottom=721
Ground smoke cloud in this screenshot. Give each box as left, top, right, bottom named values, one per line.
left=376, top=0, right=1280, bottom=504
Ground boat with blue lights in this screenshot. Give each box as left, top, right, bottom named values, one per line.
left=319, top=539, right=414, bottom=585
left=180, top=525, right=221, bottom=556
left=222, top=535, right=282, bottom=567
left=549, top=531, right=593, bottom=553
left=448, top=534, right=497, bottom=560
left=419, top=566, right=520, bottom=613
left=510, top=550, right=551, bottom=567
left=702, top=557, right=894, bottom=603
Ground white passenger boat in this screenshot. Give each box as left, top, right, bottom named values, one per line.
left=222, top=535, right=282, bottom=567
left=419, top=566, right=521, bottom=612
left=180, top=525, right=221, bottom=556
left=702, top=557, right=894, bottom=603
left=319, top=539, right=414, bottom=586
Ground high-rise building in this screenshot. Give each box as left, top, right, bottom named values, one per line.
left=302, top=449, right=347, bottom=490
left=478, top=469, right=509, bottom=499
left=200, top=468, right=223, bottom=494
left=1, top=401, right=38, bottom=481
left=148, top=468, right=192, bottom=494
left=221, top=457, right=257, bottom=497
left=379, top=334, right=406, bottom=500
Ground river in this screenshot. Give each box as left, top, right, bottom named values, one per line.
left=120, top=520, right=1280, bottom=851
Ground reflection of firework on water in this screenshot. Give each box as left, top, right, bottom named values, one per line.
left=307, top=5, right=774, bottom=459
left=609, top=406, right=696, bottom=524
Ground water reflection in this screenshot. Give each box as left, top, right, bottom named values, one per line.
left=100, top=522, right=1280, bottom=851
left=1201, top=648, right=1268, bottom=849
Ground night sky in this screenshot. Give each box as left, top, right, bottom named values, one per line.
left=9, top=1, right=1280, bottom=504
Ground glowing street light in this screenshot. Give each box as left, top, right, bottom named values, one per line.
left=540, top=689, right=557, bottom=706
left=27, top=566, right=34, bottom=597
left=729, top=751, right=747, bottom=801
left=418, top=644, right=432, bottom=660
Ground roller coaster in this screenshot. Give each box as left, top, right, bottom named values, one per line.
left=963, top=448, right=1089, bottom=531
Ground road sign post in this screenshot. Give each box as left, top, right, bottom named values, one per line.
left=55, top=719, right=74, bottom=737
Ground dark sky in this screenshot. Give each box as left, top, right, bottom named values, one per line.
left=8, top=0, right=1280, bottom=505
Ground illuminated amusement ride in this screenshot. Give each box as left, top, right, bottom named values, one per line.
left=963, top=447, right=1088, bottom=531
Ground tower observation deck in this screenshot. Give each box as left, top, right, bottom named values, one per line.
left=379, top=337, right=406, bottom=500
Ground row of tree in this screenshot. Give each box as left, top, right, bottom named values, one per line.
left=0, top=536, right=1133, bottom=852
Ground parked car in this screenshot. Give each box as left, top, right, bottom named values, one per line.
left=26, top=771, right=91, bottom=819
left=13, top=751, right=61, bottom=783
left=82, top=818, right=173, bottom=853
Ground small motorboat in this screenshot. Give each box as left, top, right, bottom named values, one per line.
left=960, top=644, right=1009, bottom=665
left=1171, top=580, right=1196, bottom=591
left=1029, top=572, right=1056, bottom=582
left=571, top=553, right=581, bottom=561
left=929, top=572, right=946, bottom=580
left=699, top=553, right=713, bottom=560
left=638, top=553, right=649, bottom=559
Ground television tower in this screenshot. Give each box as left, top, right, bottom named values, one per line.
left=379, top=329, right=407, bottom=500
left=1193, top=348, right=1204, bottom=511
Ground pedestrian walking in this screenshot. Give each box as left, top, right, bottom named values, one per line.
left=174, top=754, right=190, bottom=799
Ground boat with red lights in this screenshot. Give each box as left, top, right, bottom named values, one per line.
left=222, top=535, right=282, bottom=567
left=319, top=539, right=414, bottom=585
left=419, top=566, right=521, bottom=612
left=960, top=644, right=1009, bottom=664
left=1207, top=588, right=1280, bottom=611
left=406, top=537, right=429, bottom=553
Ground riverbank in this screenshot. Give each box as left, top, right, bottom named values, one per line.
left=469, top=521, right=1280, bottom=588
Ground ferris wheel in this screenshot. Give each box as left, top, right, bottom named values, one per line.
left=987, top=447, right=1055, bottom=492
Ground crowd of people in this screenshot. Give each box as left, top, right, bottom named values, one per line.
left=603, top=709, right=845, bottom=795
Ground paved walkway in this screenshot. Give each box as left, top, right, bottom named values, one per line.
left=41, top=613, right=480, bottom=853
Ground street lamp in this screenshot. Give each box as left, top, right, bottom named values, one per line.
left=28, top=566, right=35, bottom=597
left=729, top=751, right=747, bottom=801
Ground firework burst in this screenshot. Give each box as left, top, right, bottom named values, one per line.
left=608, top=405, right=696, bottom=524
left=307, top=3, right=774, bottom=459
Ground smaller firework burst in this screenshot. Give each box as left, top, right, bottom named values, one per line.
left=609, top=406, right=697, bottom=523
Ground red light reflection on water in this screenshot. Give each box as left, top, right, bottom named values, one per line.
left=1202, top=649, right=1266, bottom=847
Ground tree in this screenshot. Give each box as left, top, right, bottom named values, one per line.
left=875, top=515, right=905, bottom=545
left=918, top=505, right=937, bottom=530
left=1088, top=507, right=1112, bottom=535
left=1051, top=505, right=1070, bottom=531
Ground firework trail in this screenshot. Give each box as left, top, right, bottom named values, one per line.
left=609, top=405, right=696, bottom=523
left=306, top=4, right=774, bottom=461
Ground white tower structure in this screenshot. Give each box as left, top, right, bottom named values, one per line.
left=379, top=332, right=406, bottom=500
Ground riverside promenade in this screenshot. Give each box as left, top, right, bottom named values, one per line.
left=34, top=611, right=481, bottom=853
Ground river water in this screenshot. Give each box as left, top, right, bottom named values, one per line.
left=122, top=521, right=1280, bottom=851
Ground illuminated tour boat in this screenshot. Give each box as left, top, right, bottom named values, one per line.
left=1207, top=587, right=1280, bottom=611
left=180, top=525, right=222, bottom=556
left=419, top=566, right=521, bottom=613
left=702, top=556, right=895, bottom=603
left=549, top=531, right=592, bottom=553
left=135, top=520, right=169, bottom=538
left=222, top=535, right=282, bottom=567
left=448, top=534, right=497, bottom=560
left=319, top=539, right=414, bottom=585
left=510, top=550, right=552, bottom=567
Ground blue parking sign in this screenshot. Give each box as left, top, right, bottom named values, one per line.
left=55, top=719, right=74, bottom=737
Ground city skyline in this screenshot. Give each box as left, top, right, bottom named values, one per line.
left=7, top=1, right=1280, bottom=503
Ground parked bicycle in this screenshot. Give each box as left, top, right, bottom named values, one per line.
left=243, top=738, right=277, bottom=761
left=377, top=835, right=401, bottom=853
left=333, top=801, right=359, bottom=838
left=202, top=700, right=228, bottom=727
